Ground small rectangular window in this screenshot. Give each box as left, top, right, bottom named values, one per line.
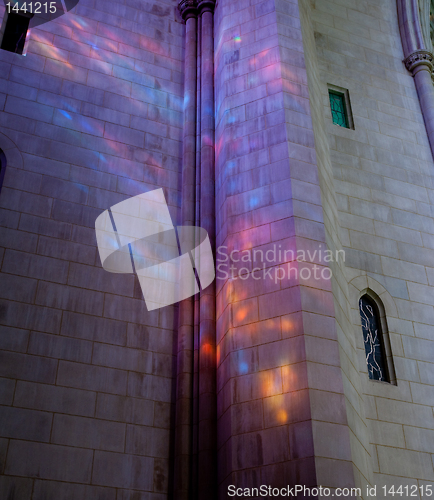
left=328, top=86, right=353, bottom=129
left=1, top=12, right=31, bottom=55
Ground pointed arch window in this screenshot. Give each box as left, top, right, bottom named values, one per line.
left=359, top=294, right=389, bottom=382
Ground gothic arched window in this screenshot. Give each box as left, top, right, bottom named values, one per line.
left=359, top=294, right=389, bottom=382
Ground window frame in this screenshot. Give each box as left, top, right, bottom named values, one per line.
left=358, top=290, right=397, bottom=385
left=327, top=84, right=354, bottom=130
left=0, top=9, right=33, bottom=55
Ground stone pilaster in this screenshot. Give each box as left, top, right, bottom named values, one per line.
left=174, top=3, right=198, bottom=500
left=398, top=0, right=434, bottom=159
left=403, top=49, right=434, bottom=159
left=197, top=3, right=217, bottom=499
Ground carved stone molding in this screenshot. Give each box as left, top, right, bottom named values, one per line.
left=178, top=0, right=198, bottom=20
left=404, top=49, right=434, bottom=73
left=398, top=0, right=434, bottom=160
left=198, top=0, right=216, bottom=14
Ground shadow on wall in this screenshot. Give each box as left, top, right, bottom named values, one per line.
left=0, top=131, right=24, bottom=193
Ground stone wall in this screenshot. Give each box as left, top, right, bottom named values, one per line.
left=299, top=0, right=375, bottom=493
left=0, top=0, right=183, bottom=498
left=214, top=0, right=355, bottom=494
left=308, top=0, right=434, bottom=493
left=0, top=0, right=433, bottom=497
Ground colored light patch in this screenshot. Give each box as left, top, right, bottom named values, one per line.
left=281, top=317, right=296, bottom=334
left=260, top=371, right=281, bottom=397
left=82, top=121, right=94, bottom=132
left=59, top=110, right=71, bottom=119
left=235, top=308, right=247, bottom=322
left=277, top=409, right=288, bottom=424
left=95, top=152, right=107, bottom=163
left=71, top=18, right=86, bottom=29
left=239, top=362, right=248, bottom=374
left=249, top=196, right=259, bottom=208
left=234, top=36, right=241, bottom=42
left=201, top=343, right=214, bottom=356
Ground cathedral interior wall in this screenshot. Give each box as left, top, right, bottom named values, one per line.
left=0, top=0, right=433, bottom=497
left=214, top=0, right=321, bottom=492
left=0, top=0, right=183, bottom=498
left=215, top=0, right=357, bottom=493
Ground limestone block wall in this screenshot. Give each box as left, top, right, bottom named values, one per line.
left=214, top=0, right=355, bottom=494
left=0, top=0, right=183, bottom=498
left=309, top=0, right=434, bottom=492
left=299, top=0, right=374, bottom=493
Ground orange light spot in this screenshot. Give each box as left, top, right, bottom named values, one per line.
left=281, top=317, right=294, bottom=334
left=235, top=308, right=247, bottom=322
left=277, top=409, right=288, bottom=424
left=260, top=370, right=282, bottom=397
left=200, top=343, right=215, bottom=357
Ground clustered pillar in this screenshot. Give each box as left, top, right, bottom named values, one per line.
left=175, top=1, right=217, bottom=499
left=398, top=0, right=434, bottom=159
left=404, top=51, right=434, bottom=153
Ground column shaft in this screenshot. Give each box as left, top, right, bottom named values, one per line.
left=174, top=11, right=198, bottom=500
left=397, top=0, right=434, bottom=159
left=192, top=15, right=202, bottom=500
left=414, top=66, right=434, bottom=154
left=198, top=6, right=217, bottom=500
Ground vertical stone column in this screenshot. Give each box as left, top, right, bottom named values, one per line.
left=192, top=16, right=202, bottom=500
left=404, top=51, right=434, bottom=154
left=197, top=1, right=217, bottom=499
left=175, top=2, right=198, bottom=499
left=397, top=0, right=434, bottom=159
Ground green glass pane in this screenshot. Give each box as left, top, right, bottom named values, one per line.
left=329, top=92, right=349, bottom=128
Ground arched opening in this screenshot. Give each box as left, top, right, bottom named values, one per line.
left=359, top=294, right=392, bottom=383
